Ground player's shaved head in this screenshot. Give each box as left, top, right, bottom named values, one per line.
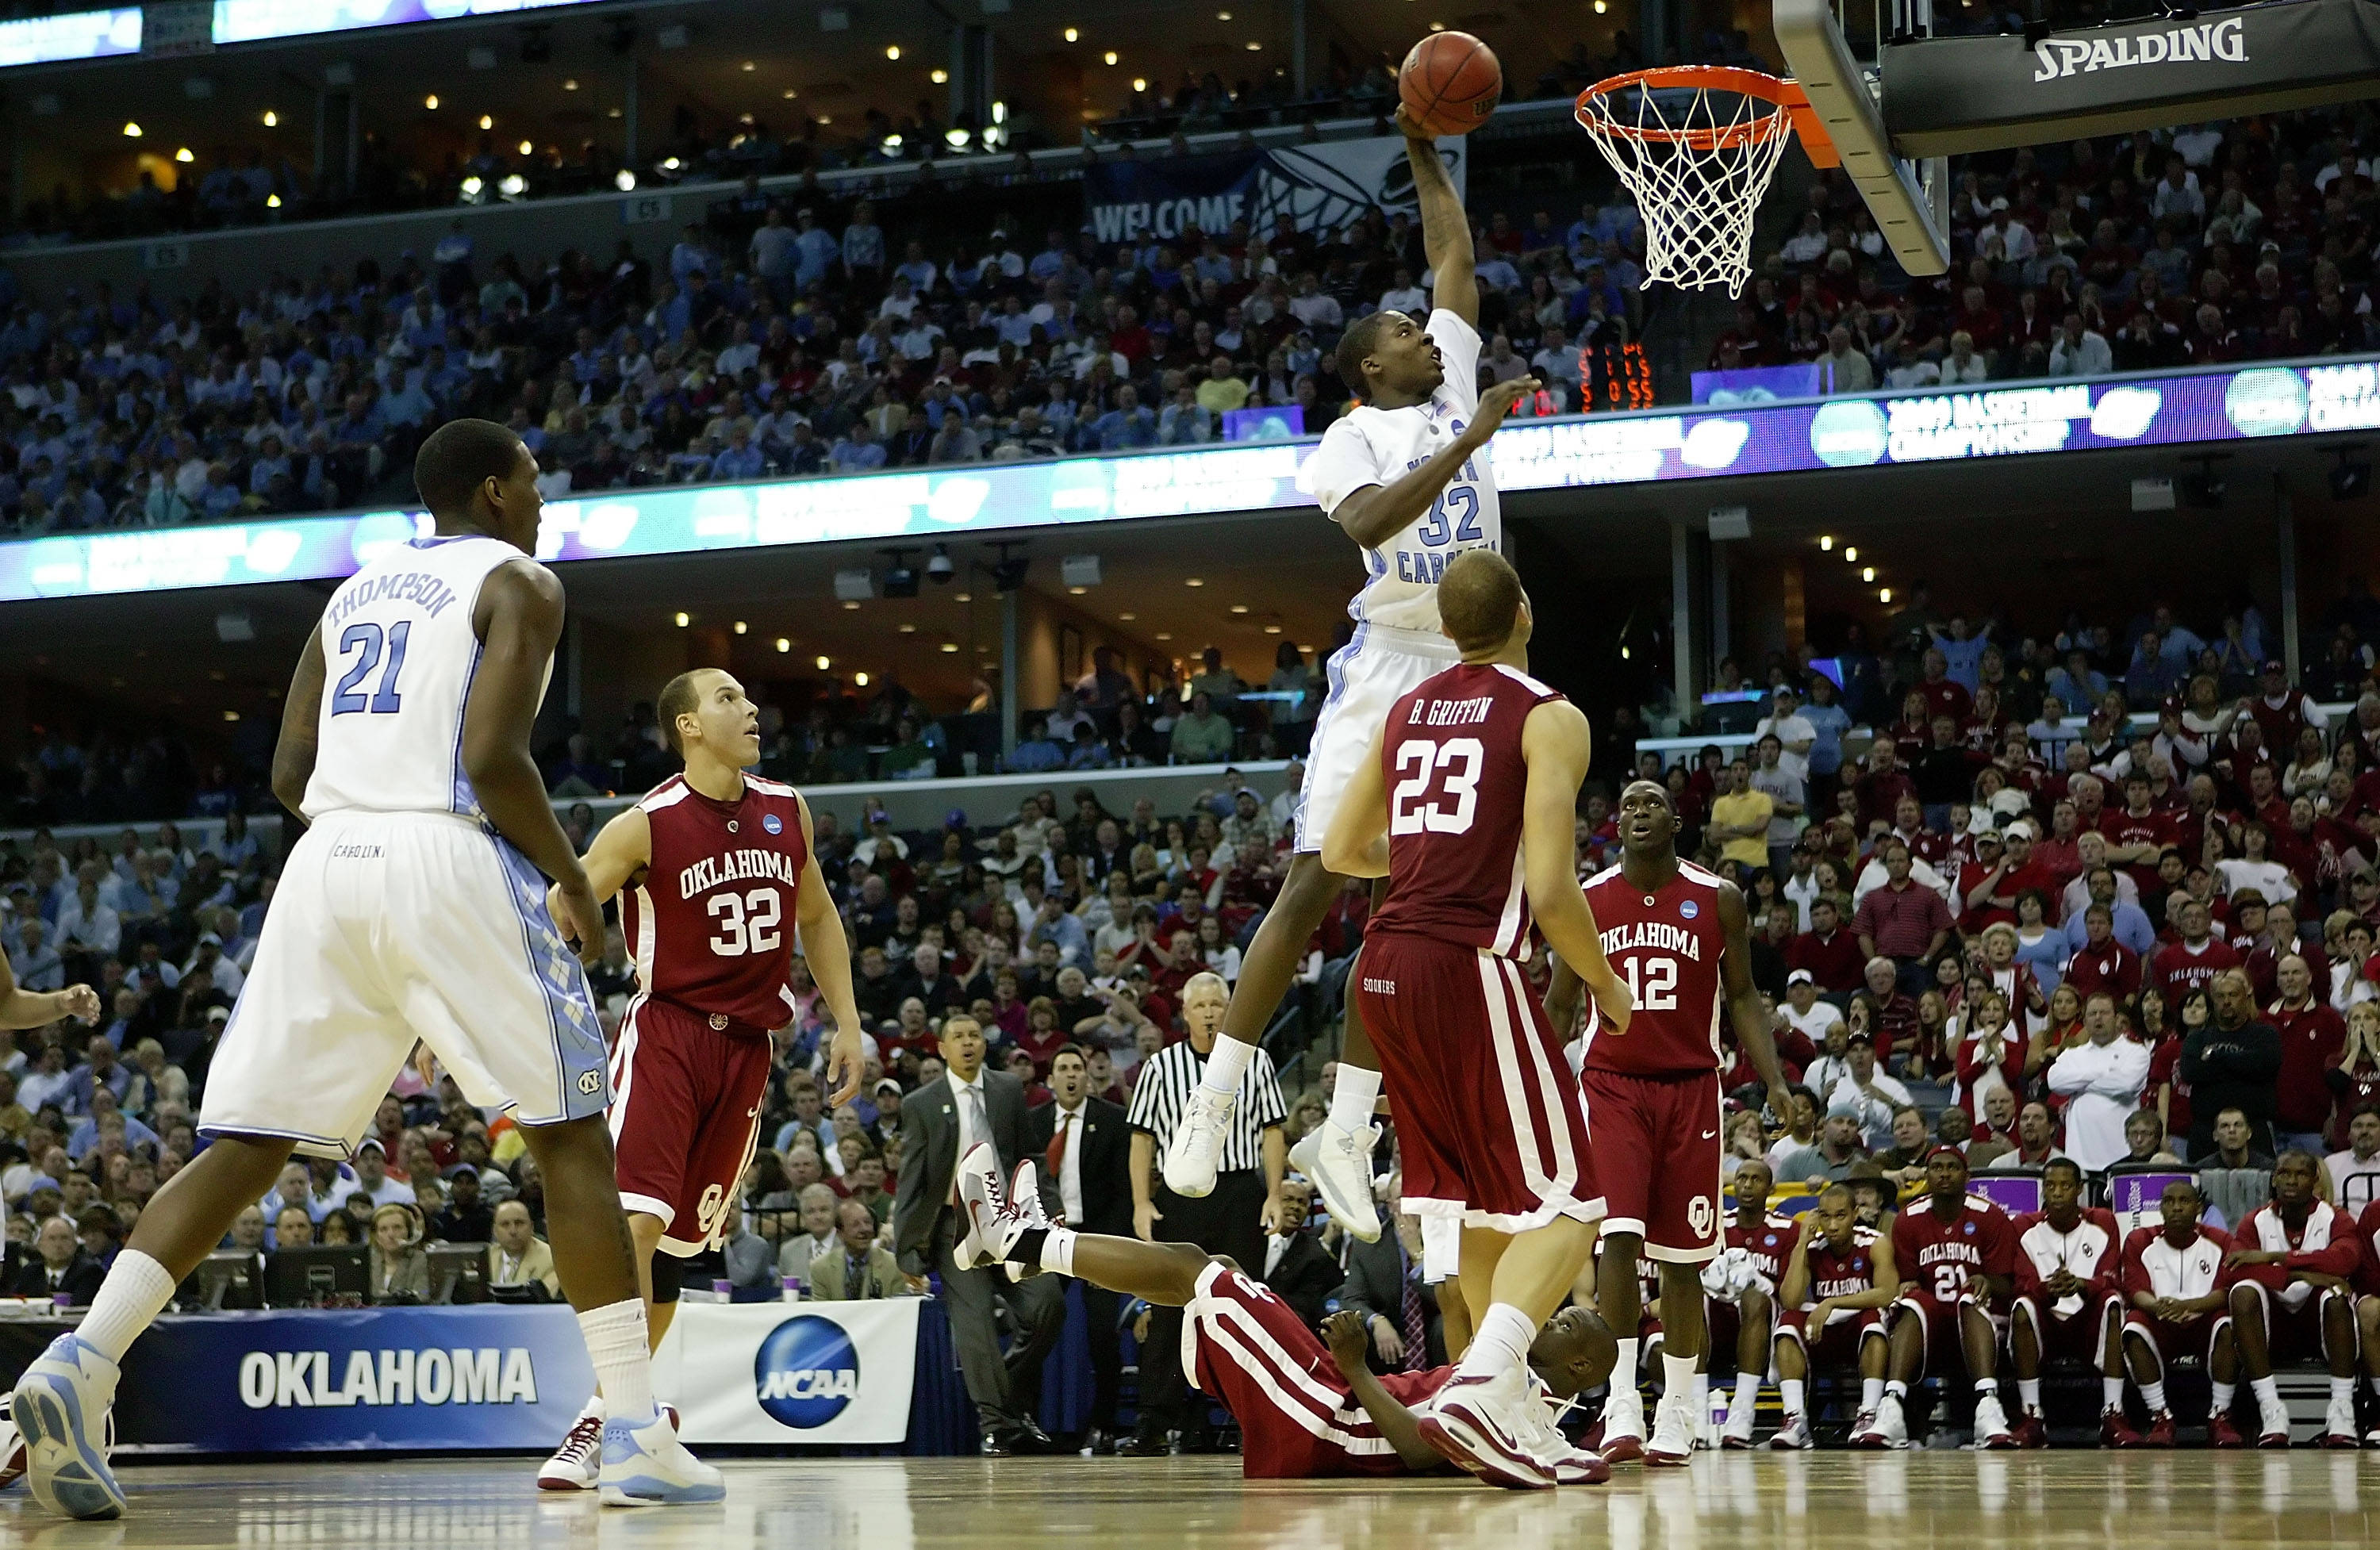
left=413, top=416, right=527, bottom=517
left=1333, top=310, right=1403, bottom=399
left=1438, top=550, right=1527, bottom=655
left=658, top=667, right=727, bottom=758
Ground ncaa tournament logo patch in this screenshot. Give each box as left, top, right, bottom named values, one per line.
left=1679, top=900, right=1699, bottom=919
left=763, top=813, right=783, bottom=834
left=755, top=1315, right=861, bottom=1427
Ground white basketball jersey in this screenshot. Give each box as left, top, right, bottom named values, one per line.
left=301, top=534, right=543, bottom=822
left=1296, top=308, right=1499, bottom=635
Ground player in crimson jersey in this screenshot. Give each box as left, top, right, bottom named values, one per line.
left=1700, top=1159, right=1794, bottom=1448
left=2225, top=1150, right=2363, bottom=1447
left=1553, top=781, right=1794, bottom=1464
left=1859, top=1145, right=2017, bottom=1448
left=2116, top=1180, right=2236, bottom=1448
left=952, top=1148, right=1619, bottom=1482
left=2006, top=1158, right=2126, bottom=1447
left=1319, top=551, right=1633, bottom=1487
left=538, top=668, right=865, bottom=1490
left=1770, top=1184, right=1898, bottom=1450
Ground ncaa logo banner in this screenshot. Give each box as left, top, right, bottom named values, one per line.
left=651, top=1300, right=922, bottom=1444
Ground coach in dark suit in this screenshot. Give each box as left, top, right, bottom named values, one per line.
left=11, top=1214, right=106, bottom=1304
left=1332, top=1214, right=1446, bottom=1374
left=1259, top=1178, right=1345, bottom=1332
left=1027, top=1042, right=1132, bottom=1448
left=894, top=1013, right=1067, bottom=1455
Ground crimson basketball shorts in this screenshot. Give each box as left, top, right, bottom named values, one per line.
left=2013, top=1291, right=2121, bottom=1364
left=1180, top=1261, right=1413, bottom=1479
left=1890, top=1286, right=2008, bottom=1374
left=609, top=995, right=775, bottom=1256
left=1576, top=1066, right=1723, bottom=1261
left=1777, top=1306, right=1886, bottom=1368
left=2231, top=1280, right=2354, bottom=1365
left=1354, top=932, right=1602, bottom=1232
left=1706, top=1291, right=1775, bottom=1360
left=2121, top=1309, right=2232, bottom=1371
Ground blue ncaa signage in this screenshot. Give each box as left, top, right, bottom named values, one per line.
left=753, top=1314, right=861, bottom=1428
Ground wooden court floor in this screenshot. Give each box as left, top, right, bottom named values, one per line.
left=0, top=1452, right=2371, bottom=1548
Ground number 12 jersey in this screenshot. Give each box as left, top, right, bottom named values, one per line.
left=1580, top=861, right=1730, bottom=1076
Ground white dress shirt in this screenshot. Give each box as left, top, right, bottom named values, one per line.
left=2046, top=1035, right=2153, bottom=1172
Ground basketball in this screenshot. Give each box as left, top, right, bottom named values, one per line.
left=1398, top=31, right=1502, bottom=138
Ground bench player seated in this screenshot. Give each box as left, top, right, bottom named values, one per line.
left=2225, top=1149, right=2363, bottom=1448
left=951, top=1144, right=1619, bottom=1484
left=1859, top=1145, right=2017, bottom=1449
left=1770, top=1184, right=1898, bottom=1450
left=1699, top=1159, right=1795, bottom=1448
left=2006, top=1158, right=2125, bottom=1448
left=2115, top=1180, right=2236, bottom=1448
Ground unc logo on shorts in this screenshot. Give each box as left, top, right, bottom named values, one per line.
left=763, top=812, right=783, bottom=834
left=1679, top=900, right=1699, bottom=919
left=576, top=1070, right=602, bottom=1095
left=754, top=1315, right=862, bottom=1428
left=1687, top=1195, right=1715, bottom=1237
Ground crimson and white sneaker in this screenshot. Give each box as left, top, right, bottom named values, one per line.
left=1645, top=1393, right=1695, bottom=1466
left=1548, top=1445, right=1612, bottom=1486
left=1768, top=1412, right=1814, bottom=1450
left=1852, top=1395, right=1907, bottom=1449
left=2316, top=1395, right=2358, bottom=1449
left=1415, top=1367, right=1557, bottom=1490
left=956, top=1143, right=1031, bottom=1269
left=2255, top=1394, right=2292, bottom=1448
left=1597, top=1394, right=1645, bottom=1463
left=2006, top=1408, right=2047, bottom=1449
left=540, top=1402, right=681, bottom=1490
left=2140, top=1409, right=2176, bottom=1448
left=1972, top=1393, right=2016, bottom=1449
left=2101, top=1408, right=2143, bottom=1448
left=2363, top=1421, right=2380, bottom=1449
left=1719, top=1401, right=1756, bottom=1450
left=2208, top=1411, right=2247, bottom=1448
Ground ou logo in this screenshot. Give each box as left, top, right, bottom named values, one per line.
left=1687, top=1195, right=1715, bottom=1237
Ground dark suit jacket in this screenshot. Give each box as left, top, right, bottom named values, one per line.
left=12, top=1251, right=105, bottom=1304
left=1023, top=1095, right=1133, bottom=1237
left=1261, top=1230, right=1342, bottom=1331
left=894, top=1068, right=1035, bottom=1277
left=1333, top=1230, right=1446, bottom=1372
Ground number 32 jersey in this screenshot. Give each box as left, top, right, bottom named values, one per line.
left=622, top=773, right=808, bottom=1032
left=1580, top=860, right=1730, bottom=1076
left=1366, top=661, right=1562, bottom=961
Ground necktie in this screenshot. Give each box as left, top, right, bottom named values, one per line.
left=1399, top=1241, right=1428, bottom=1374
left=962, top=1084, right=990, bottom=1160
left=1048, top=1110, right=1071, bottom=1175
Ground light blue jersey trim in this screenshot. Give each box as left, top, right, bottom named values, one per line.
left=485, top=829, right=608, bottom=1122
left=1292, top=622, right=1368, bottom=846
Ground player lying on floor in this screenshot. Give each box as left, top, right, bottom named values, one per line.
left=953, top=1144, right=1618, bottom=1484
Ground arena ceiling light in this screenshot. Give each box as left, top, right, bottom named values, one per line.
left=614, top=169, right=636, bottom=190
left=775, top=637, right=790, bottom=652
left=175, top=146, right=194, bottom=162
left=121, top=121, right=140, bottom=136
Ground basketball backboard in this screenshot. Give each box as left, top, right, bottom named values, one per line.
left=1773, top=0, right=1951, bottom=277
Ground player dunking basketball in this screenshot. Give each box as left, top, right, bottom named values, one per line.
left=1162, top=106, right=1544, bottom=1244
left=10, top=420, right=719, bottom=1518
left=1315, top=551, right=1634, bottom=1487
left=1563, top=781, right=1793, bottom=1464
left=539, top=667, right=863, bottom=1489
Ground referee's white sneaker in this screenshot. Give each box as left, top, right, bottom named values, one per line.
left=597, top=1409, right=724, bottom=1507
left=13, top=1333, right=125, bottom=1521
left=1288, top=1118, right=1381, bottom=1241
left=1161, top=1085, right=1236, bottom=1198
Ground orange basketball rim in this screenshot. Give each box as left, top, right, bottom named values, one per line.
left=1574, top=65, right=1838, bottom=164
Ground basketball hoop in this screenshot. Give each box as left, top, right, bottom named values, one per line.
left=1575, top=66, right=1834, bottom=298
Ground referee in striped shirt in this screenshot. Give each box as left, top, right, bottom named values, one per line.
left=1120, top=970, right=1289, bottom=1455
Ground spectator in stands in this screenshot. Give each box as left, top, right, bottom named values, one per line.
left=367, top=1203, right=430, bottom=1303
left=2048, top=992, right=2154, bottom=1171
left=486, top=1199, right=560, bottom=1299
left=1169, top=692, right=1235, bottom=765
left=2183, top=971, right=2282, bottom=1156
left=811, top=1196, right=909, bottom=1300
left=11, top=1212, right=103, bottom=1302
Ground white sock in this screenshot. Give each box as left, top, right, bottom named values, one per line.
left=1979, top=1377, right=2001, bottom=1400
left=2251, top=1375, right=2280, bottom=1406
left=1455, top=1302, right=1535, bottom=1380
left=1780, top=1376, right=1806, bottom=1416
left=2017, top=1376, right=2040, bottom=1411
left=1326, top=1063, right=1382, bottom=1130
left=1862, top=1376, right=1886, bottom=1410
left=2102, top=1375, right=2124, bottom=1409
left=2140, top=1379, right=2167, bottom=1411
left=578, top=1298, right=658, bottom=1425
left=1672, top=1358, right=1702, bottom=1410
left=2332, top=1375, right=2355, bottom=1405
left=75, top=1249, right=177, bottom=1364
left=577, top=1393, right=608, bottom=1421
left=1040, top=1226, right=1078, bottom=1276
left=1610, top=1337, right=1641, bottom=1408
left=1885, top=1379, right=1908, bottom=1401
left=1199, top=1034, right=1255, bottom=1097
left=2211, top=1380, right=2235, bottom=1414
left=1733, top=1368, right=1760, bottom=1418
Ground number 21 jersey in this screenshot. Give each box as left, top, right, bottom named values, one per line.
left=1580, top=861, right=1729, bottom=1076
left=623, top=773, right=808, bottom=1032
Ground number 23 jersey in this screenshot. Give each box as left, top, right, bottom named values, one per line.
left=1579, top=861, right=1730, bottom=1076
left=622, top=773, right=808, bottom=1032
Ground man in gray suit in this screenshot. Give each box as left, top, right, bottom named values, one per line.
left=893, top=1014, right=1066, bottom=1454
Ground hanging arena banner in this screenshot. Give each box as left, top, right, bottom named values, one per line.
left=1081, top=136, right=1468, bottom=246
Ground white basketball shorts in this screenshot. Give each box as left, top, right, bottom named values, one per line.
left=1293, top=622, right=1459, bottom=855
left=200, top=810, right=610, bottom=1159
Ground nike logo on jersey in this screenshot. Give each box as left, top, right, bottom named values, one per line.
left=1700, top=1130, right=1718, bottom=1140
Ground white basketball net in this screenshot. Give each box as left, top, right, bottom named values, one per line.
left=1576, top=78, right=1796, bottom=299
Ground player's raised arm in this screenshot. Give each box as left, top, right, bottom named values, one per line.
left=1396, top=106, right=1476, bottom=328
left=1779, top=1221, right=1816, bottom=1310
left=0, top=945, right=99, bottom=1030
left=575, top=806, right=652, bottom=907
left=793, top=793, right=866, bottom=1107
left=463, top=559, right=601, bottom=962
left=1319, top=723, right=1393, bottom=879
left=1716, top=878, right=1795, bottom=1122
left=1519, top=698, right=1630, bottom=1035
left=268, top=630, right=327, bottom=817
